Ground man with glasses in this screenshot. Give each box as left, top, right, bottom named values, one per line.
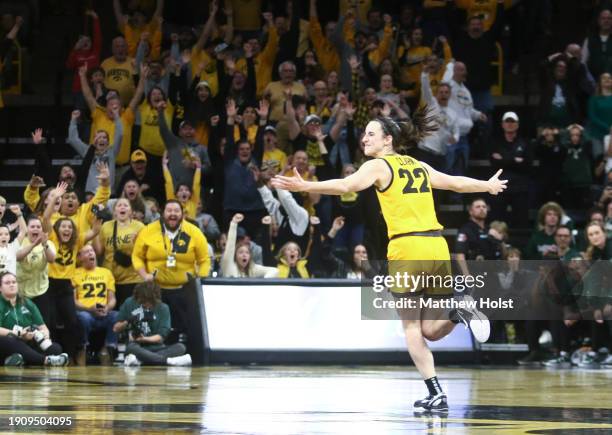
left=544, top=226, right=580, bottom=260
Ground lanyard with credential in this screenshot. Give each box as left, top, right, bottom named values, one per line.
left=159, top=220, right=181, bottom=257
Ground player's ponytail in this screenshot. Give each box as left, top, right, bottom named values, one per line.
left=374, top=105, right=438, bottom=153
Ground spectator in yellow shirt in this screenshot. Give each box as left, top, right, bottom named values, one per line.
left=262, top=126, right=287, bottom=174
left=263, top=61, right=307, bottom=122
left=137, top=86, right=174, bottom=158
left=308, top=0, right=340, bottom=74
left=101, top=36, right=136, bottom=107
left=42, top=182, right=102, bottom=362
left=162, top=153, right=202, bottom=220
left=455, top=0, right=513, bottom=31
left=73, top=245, right=118, bottom=366
left=113, top=0, right=164, bottom=57
left=236, top=12, right=278, bottom=98
left=93, top=198, right=144, bottom=307
left=80, top=63, right=147, bottom=166
left=132, top=200, right=210, bottom=335
left=37, top=162, right=111, bottom=237
left=397, top=28, right=432, bottom=94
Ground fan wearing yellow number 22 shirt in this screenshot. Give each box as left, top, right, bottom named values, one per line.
left=72, top=245, right=117, bottom=366
left=272, top=114, right=507, bottom=413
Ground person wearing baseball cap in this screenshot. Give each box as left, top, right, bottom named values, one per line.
left=156, top=102, right=211, bottom=195
left=115, top=149, right=163, bottom=203
left=131, top=150, right=147, bottom=163
left=502, top=111, right=519, bottom=122
left=263, top=125, right=287, bottom=174
left=288, top=107, right=345, bottom=184
left=490, top=110, right=531, bottom=228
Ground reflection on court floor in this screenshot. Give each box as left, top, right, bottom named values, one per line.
left=1, top=366, right=611, bottom=434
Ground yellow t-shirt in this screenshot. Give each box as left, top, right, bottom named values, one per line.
left=138, top=101, right=174, bottom=156
left=163, top=167, right=201, bottom=220
left=101, top=56, right=136, bottom=106
left=230, top=0, right=262, bottom=31
left=263, top=81, right=307, bottom=122
left=375, top=155, right=442, bottom=239
left=455, top=0, right=512, bottom=30
left=397, top=46, right=432, bottom=89
left=190, top=48, right=219, bottom=97
left=339, top=0, right=372, bottom=22
left=72, top=266, right=115, bottom=309
left=263, top=148, right=288, bottom=173
left=120, top=21, right=160, bottom=58
left=233, top=124, right=258, bottom=146
left=48, top=231, right=85, bottom=280
left=91, top=106, right=135, bottom=165
left=235, top=27, right=278, bottom=98
left=100, top=219, right=144, bottom=284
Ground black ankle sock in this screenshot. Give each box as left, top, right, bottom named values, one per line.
left=424, top=376, right=443, bottom=396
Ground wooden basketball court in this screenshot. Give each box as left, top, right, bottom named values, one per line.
left=1, top=366, right=611, bottom=433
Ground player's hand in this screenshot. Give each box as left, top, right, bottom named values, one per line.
left=487, top=169, right=507, bottom=195
left=271, top=167, right=308, bottom=192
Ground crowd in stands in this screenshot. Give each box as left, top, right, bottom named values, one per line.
left=0, top=0, right=611, bottom=368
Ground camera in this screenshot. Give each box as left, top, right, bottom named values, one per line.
left=127, top=310, right=154, bottom=338
left=27, top=326, right=53, bottom=352
left=91, top=204, right=113, bottom=222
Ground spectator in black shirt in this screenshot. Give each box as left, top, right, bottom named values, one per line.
left=455, top=198, right=490, bottom=276
left=538, top=53, right=584, bottom=128
left=116, top=150, right=163, bottom=204
left=286, top=107, right=346, bottom=182
left=534, top=127, right=566, bottom=204
left=490, top=112, right=532, bottom=228
left=452, top=5, right=503, bottom=114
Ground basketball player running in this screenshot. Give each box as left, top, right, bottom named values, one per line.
left=272, top=115, right=507, bottom=412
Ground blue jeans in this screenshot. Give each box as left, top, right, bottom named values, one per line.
left=445, top=136, right=470, bottom=176
left=76, top=310, right=118, bottom=347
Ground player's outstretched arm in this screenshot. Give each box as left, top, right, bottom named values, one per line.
left=421, top=162, right=508, bottom=195
left=271, top=159, right=386, bottom=195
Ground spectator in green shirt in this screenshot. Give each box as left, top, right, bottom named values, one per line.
left=525, top=202, right=564, bottom=260
left=0, top=272, right=68, bottom=366
left=113, top=281, right=192, bottom=366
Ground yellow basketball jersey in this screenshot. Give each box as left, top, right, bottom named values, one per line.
left=72, top=267, right=115, bottom=309
left=376, top=155, right=443, bottom=239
